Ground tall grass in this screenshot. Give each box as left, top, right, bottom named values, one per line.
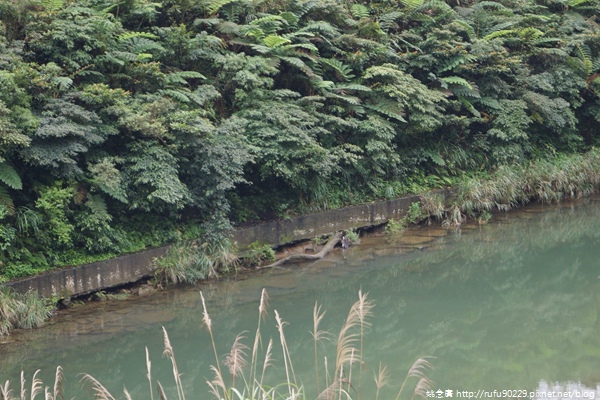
left=0, top=288, right=52, bottom=337
left=153, top=237, right=239, bottom=285
left=1, top=290, right=433, bottom=400
left=420, top=149, right=600, bottom=226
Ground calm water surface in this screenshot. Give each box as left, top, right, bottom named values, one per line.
left=2, top=199, right=600, bottom=399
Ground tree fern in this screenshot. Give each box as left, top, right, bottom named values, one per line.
left=364, top=99, right=407, bottom=123
left=440, top=76, right=473, bottom=90
left=567, top=0, right=595, bottom=7
left=472, top=1, right=509, bottom=10
left=279, top=56, right=315, bottom=76
left=0, top=162, right=22, bottom=190
left=0, top=186, right=14, bottom=215
left=41, top=0, right=63, bottom=12
left=321, top=58, right=355, bottom=81
left=298, top=21, right=340, bottom=37
left=263, top=35, right=291, bottom=48
left=484, top=29, right=519, bottom=41
left=458, top=96, right=481, bottom=117
left=436, top=55, right=476, bottom=74
left=249, top=15, right=286, bottom=26
left=159, top=89, right=193, bottom=103
left=164, top=71, right=206, bottom=85
left=279, top=11, right=299, bottom=27
left=117, top=31, right=159, bottom=41
left=203, top=0, right=237, bottom=16
left=333, top=83, right=372, bottom=92
left=350, top=4, right=370, bottom=20
left=400, top=0, right=425, bottom=11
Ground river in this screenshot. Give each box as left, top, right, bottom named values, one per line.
left=1, top=198, right=600, bottom=399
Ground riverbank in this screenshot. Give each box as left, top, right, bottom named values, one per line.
left=2, top=196, right=599, bottom=398
left=2, top=149, right=600, bottom=336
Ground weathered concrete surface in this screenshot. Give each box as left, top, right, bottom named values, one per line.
left=6, top=192, right=433, bottom=297
left=230, top=194, right=422, bottom=249
left=6, top=246, right=168, bottom=297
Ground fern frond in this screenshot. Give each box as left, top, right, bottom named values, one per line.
left=42, top=0, right=63, bottom=11
left=0, top=186, right=15, bottom=215
left=279, top=57, right=314, bottom=76
left=519, top=27, right=544, bottom=40
left=159, top=89, right=191, bottom=103
left=350, top=4, right=370, bottom=19
left=117, top=32, right=159, bottom=41
left=365, top=99, right=407, bottom=123
left=279, top=11, right=298, bottom=26
left=400, top=0, right=425, bottom=11
left=436, top=55, right=476, bottom=73
left=0, top=162, right=22, bottom=190
left=440, top=76, right=472, bottom=89
left=333, top=83, right=372, bottom=92
left=298, top=21, right=340, bottom=37
left=458, top=96, right=481, bottom=117
left=263, top=35, right=291, bottom=48
left=568, top=0, right=594, bottom=7
left=204, top=0, right=236, bottom=16
left=250, top=15, right=285, bottom=25
left=453, top=20, right=475, bottom=40
left=472, top=1, right=509, bottom=10
left=476, top=97, right=501, bottom=110
left=484, top=29, right=518, bottom=41
left=321, top=58, right=355, bottom=81
left=286, top=43, right=319, bottom=54
left=164, top=71, right=206, bottom=85
left=51, top=77, right=73, bottom=91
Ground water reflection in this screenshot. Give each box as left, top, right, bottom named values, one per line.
left=1, top=199, right=599, bottom=398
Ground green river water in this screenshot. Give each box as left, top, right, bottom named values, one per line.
left=1, top=199, right=600, bottom=399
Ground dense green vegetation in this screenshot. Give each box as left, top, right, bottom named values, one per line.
left=0, top=0, right=599, bottom=279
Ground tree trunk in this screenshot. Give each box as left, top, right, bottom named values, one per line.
left=262, top=232, right=342, bottom=268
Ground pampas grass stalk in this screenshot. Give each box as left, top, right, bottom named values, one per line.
left=80, top=374, right=116, bottom=400
left=395, top=358, right=433, bottom=400
left=274, top=310, right=297, bottom=399
left=374, top=362, right=388, bottom=400
left=199, top=291, right=228, bottom=400
left=162, top=327, right=185, bottom=400
left=146, top=347, right=154, bottom=400
left=311, top=302, right=330, bottom=395
left=259, top=338, right=273, bottom=390
left=249, top=289, right=269, bottom=397
left=224, top=334, right=249, bottom=389
left=43, top=366, right=63, bottom=400
left=30, top=370, right=42, bottom=400
left=1, top=380, right=12, bottom=400
left=20, top=371, right=25, bottom=400
left=355, top=289, right=373, bottom=400
left=157, top=381, right=168, bottom=400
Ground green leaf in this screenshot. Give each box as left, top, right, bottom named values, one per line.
left=42, top=0, right=63, bottom=11
left=263, top=35, right=291, bottom=48
left=440, top=76, right=473, bottom=90
left=351, top=4, right=369, bottom=19
left=118, top=32, right=159, bottom=41
left=0, top=162, right=22, bottom=190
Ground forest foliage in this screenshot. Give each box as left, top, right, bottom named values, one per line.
left=0, top=0, right=599, bottom=280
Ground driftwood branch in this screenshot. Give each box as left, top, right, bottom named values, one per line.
left=263, top=232, right=343, bottom=268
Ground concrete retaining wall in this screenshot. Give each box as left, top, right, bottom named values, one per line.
left=6, top=246, right=169, bottom=298
left=231, top=194, right=422, bottom=248
left=6, top=194, right=427, bottom=297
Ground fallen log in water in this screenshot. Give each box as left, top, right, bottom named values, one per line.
left=262, top=231, right=342, bottom=268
